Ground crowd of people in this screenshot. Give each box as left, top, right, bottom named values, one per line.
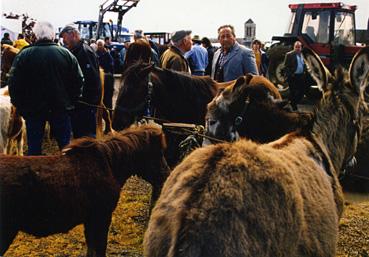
left=1, top=20, right=312, bottom=155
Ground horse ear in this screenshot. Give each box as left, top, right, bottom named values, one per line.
left=349, top=46, right=369, bottom=94
left=272, top=98, right=290, bottom=109
left=244, top=74, right=254, bottom=85
left=232, top=75, right=247, bottom=92
left=302, top=47, right=330, bottom=92
left=138, top=62, right=155, bottom=76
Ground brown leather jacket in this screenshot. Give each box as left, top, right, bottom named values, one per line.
left=160, top=46, right=190, bottom=73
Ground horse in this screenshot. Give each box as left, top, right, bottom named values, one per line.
left=143, top=48, right=368, bottom=257
left=112, top=62, right=231, bottom=130
left=1, top=45, right=19, bottom=87
left=0, top=124, right=169, bottom=257
left=0, top=86, right=24, bottom=155
left=112, top=62, right=229, bottom=166
left=204, top=74, right=313, bottom=144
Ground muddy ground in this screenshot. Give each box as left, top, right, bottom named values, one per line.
left=3, top=137, right=369, bottom=257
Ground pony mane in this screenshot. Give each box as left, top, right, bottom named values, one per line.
left=63, top=124, right=166, bottom=160
left=121, top=61, right=153, bottom=92
left=121, top=61, right=217, bottom=98
left=155, top=67, right=218, bottom=103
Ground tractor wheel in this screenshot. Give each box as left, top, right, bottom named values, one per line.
left=267, top=45, right=291, bottom=98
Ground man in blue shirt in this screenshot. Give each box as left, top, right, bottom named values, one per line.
left=283, top=41, right=309, bottom=111
left=185, top=35, right=208, bottom=76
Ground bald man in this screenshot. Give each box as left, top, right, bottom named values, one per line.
left=283, top=41, right=309, bottom=111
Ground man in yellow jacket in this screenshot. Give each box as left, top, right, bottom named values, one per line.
left=13, top=34, right=29, bottom=50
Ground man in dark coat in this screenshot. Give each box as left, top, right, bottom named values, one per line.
left=1, top=32, right=13, bottom=46
left=8, top=21, right=84, bottom=155
left=283, top=41, right=309, bottom=111
left=160, top=30, right=192, bottom=73
left=60, top=25, right=102, bottom=138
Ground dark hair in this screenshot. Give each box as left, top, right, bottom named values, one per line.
left=4, top=32, right=10, bottom=38
left=252, top=39, right=262, bottom=46
left=201, top=37, right=212, bottom=48
left=123, top=39, right=152, bottom=70
left=217, top=25, right=236, bottom=37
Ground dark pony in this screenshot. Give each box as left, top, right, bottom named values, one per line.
left=112, top=62, right=227, bottom=166
left=0, top=124, right=169, bottom=257
left=143, top=48, right=368, bottom=257
left=113, top=61, right=225, bottom=131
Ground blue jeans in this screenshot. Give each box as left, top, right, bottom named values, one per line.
left=25, top=111, right=72, bottom=155
left=70, top=107, right=97, bottom=138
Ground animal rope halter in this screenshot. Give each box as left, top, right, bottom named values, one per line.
left=234, top=97, right=250, bottom=129
left=114, top=70, right=155, bottom=118
left=145, top=73, right=154, bottom=117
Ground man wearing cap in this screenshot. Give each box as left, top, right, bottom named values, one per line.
left=60, top=25, right=102, bottom=138
left=160, top=30, right=192, bottom=73
left=8, top=21, right=84, bottom=155
left=185, top=35, right=208, bottom=76
left=211, top=25, right=258, bottom=82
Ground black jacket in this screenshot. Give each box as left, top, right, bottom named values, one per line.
left=8, top=40, right=84, bottom=117
left=283, top=50, right=307, bottom=79
left=71, top=41, right=102, bottom=105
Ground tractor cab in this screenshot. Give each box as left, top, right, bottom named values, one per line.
left=268, top=2, right=364, bottom=93
left=285, top=3, right=359, bottom=67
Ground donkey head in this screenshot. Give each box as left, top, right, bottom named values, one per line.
left=303, top=46, right=369, bottom=174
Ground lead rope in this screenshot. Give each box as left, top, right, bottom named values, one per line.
left=145, top=73, right=154, bottom=117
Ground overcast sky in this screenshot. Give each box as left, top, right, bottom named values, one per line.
left=1, top=0, right=368, bottom=42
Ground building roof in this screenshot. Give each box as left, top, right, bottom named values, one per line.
left=245, top=19, right=254, bottom=24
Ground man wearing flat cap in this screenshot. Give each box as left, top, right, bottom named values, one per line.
left=160, top=30, right=192, bottom=73
left=60, top=25, right=102, bottom=138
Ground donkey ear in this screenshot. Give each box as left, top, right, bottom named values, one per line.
left=302, top=47, right=330, bottom=92
left=349, top=46, right=369, bottom=94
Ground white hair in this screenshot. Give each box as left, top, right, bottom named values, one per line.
left=33, top=21, right=55, bottom=41
left=96, top=39, right=105, bottom=46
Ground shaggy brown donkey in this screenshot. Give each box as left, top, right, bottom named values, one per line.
left=143, top=48, right=368, bottom=257
left=0, top=124, right=169, bottom=257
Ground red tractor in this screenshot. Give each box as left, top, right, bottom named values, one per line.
left=267, top=2, right=366, bottom=93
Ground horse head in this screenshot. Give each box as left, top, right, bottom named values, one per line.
left=204, top=75, right=293, bottom=145
left=303, top=46, right=369, bottom=175
left=112, top=62, right=155, bottom=131
left=116, top=124, right=170, bottom=201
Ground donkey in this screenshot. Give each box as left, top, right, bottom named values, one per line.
left=143, top=48, right=368, bottom=257
left=0, top=124, right=169, bottom=257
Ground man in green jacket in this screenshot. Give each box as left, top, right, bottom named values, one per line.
left=8, top=21, right=84, bottom=155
